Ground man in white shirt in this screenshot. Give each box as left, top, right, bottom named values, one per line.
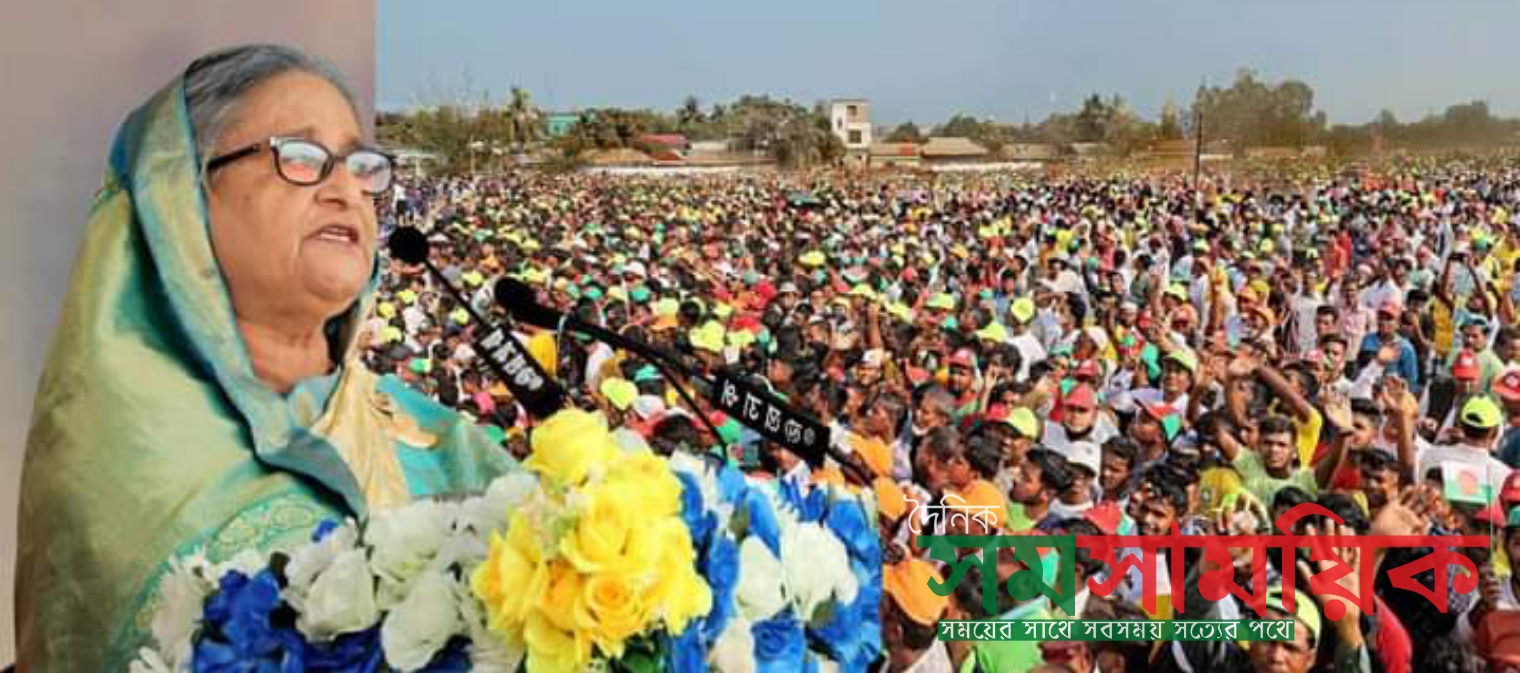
left=1416, top=395, right=1512, bottom=500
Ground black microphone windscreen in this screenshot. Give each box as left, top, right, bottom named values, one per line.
left=495, top=277, right=560, bottom=329
left=387, top=227, right=431, bottom=265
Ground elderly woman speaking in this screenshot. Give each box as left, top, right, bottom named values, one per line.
left=15, top=45, right=514, bottom=670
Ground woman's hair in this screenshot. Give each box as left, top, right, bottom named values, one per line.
left=184, top=44, right=360, bottom=167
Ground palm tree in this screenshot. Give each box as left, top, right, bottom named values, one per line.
left=507, top=87, right=541, bottom=153
left=678, top=95, right=703, bottom=129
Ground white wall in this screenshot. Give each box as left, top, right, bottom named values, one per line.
left=0, top=3, right=374, bottom=663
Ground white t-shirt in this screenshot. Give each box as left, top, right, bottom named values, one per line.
left=1415, top=440, right=1511, bottom=498
left=1010, top=331, right=1047, bottom=382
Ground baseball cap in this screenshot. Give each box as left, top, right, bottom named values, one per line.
left=1010, top=297, right=1037, bottom=324
left=1140, top=401, right=1183, bottom=442
left=1063, top=384, right=1097, bottom=411
left=1461, top=395, right=1504, bottom=430
left=1004, top=407, right=1041, bottom=440
left=1266, top=585, right=1321, bottom=647
left=883, top=560, right=949, bottom=627
left=1057, top=439, right=1101, bottom=477
left=1502, top=473, right=1520, bottom=507
left=1164, top=348, right=1199, bottom=374
left=949, top=348, right=978, bottom=370
left=1378, top=302, right=1402, bottom=318
left=1453, top=350, right=1482, bottom=382
left=1494, top=367, right=1520, bottom=401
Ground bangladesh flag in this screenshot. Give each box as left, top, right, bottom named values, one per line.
left=1443, top=460, right=1496, bottom=505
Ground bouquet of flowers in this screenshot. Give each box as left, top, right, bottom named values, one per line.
left=666, top=454, right=882, bottom=673
left=130, top=409, right=880, bottom=673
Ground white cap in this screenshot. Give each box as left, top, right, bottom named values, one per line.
left=632, top=394, right=666, bottom=420
left=623, top=261, right=648, bottom=277
left=1054, top=439, right=1101, bottom=478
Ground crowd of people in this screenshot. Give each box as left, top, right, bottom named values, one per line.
left=363, top=161, right=1520, bottom=673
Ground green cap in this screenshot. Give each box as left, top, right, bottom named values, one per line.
left=1461, top=395, right=1503, bottom=430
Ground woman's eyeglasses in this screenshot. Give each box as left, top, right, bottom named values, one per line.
left=206, top=136, right=395, bottom=195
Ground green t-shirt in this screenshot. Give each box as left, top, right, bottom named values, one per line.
left=1003, top=502, right=1037, bottom=533
left=1233, top=449, right=1317, bottom=504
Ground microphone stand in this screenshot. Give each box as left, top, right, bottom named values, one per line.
left=398, top=254, right=566, bottom=420
left=537, top=309, right=875, bottom=486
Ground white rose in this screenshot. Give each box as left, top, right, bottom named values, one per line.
left=285, top=523, right=359, bottom=600
left=368, top=501, right=455, bottom=607
left=381, top=571, right=461, bottom=672
left=455, top=577, right=525, bottom=672
left=736, top=537, right=786, bottom=621
left=456, top=472, right=539, bottom=535
left=709, top=617, right=756, bottom=673
left=296, top=549, right=381, bottom=641
left=782, top=522, right=857, bottom=620
left=151, top=555, right=215, bottom=668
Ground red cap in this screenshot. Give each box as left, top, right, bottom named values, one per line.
left=755, top=281, right=777, bottom=301
left=1503, top=472, right=1520, bottom=506
left=1474, top=500, right=1508, bottom=525
left=1074, top=360, right=1101, bottom=379
left=1378, top=301, right=1402, bottom=318
left=1063, top=384, right=1097, bottom=412
left=1454, top=350, right=1482, bottom=382
left=1495, top=369, right=1520, bottom=402
left=949, top=348, right=978, bottom=369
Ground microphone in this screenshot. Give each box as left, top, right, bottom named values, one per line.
left=495, top=277, right=852, bottom=474
left=386, top=228, right=566, bottom=419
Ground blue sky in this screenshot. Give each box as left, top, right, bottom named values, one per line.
left=378, top=0, right=1520, bottom=127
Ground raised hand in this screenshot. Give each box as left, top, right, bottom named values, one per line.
left=1297, top=521, right=1364, bottom=624
left=1369, top=485, right=1433, bottom=537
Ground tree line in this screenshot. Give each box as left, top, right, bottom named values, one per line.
left=377, top=68, right=1520, bottom=173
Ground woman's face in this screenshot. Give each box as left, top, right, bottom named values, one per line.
left=205, top=71, right=377, bottom=327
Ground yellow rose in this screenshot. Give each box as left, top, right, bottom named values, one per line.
left=525, top=409, right=618, bottom=486
left=600, top=452, right=683, bottom=519
left=539, top=562, right=589, bottom=634
left=560, top=490, right=634, bottom=574
left=629, top=518, right=710, bottom=630
left=625, top=517, right=695, bottom=579
left=472, top=529, right=550, bottom=633
left=523, top=610, right=588, bottom=673
left=658, top=567, right=714, bottom=634
left=579, top=571, right=650, bottom=658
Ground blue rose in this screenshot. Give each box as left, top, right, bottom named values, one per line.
left=810, top=563, right=883, bottom=672
left=742, top=489, right=781, bottom=556
left=676, top=471, right=717, bottom=545
left=195, top=569, right=303, bottom=672
left=300, top=626, right=382, bottom=672
left=700, top=533, right=740, bottom=642
left=666, top=625, right=707, bottom=673
left=824, top=500, right=878, bottom=563
left=779, top=478, right=828, bottom=523
left=752, top=614, right=805, bottom=673
left=717, top=463, right=748, bottom=504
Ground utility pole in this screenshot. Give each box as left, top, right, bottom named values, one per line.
left=1192, top=107, right=1204, bottom=190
